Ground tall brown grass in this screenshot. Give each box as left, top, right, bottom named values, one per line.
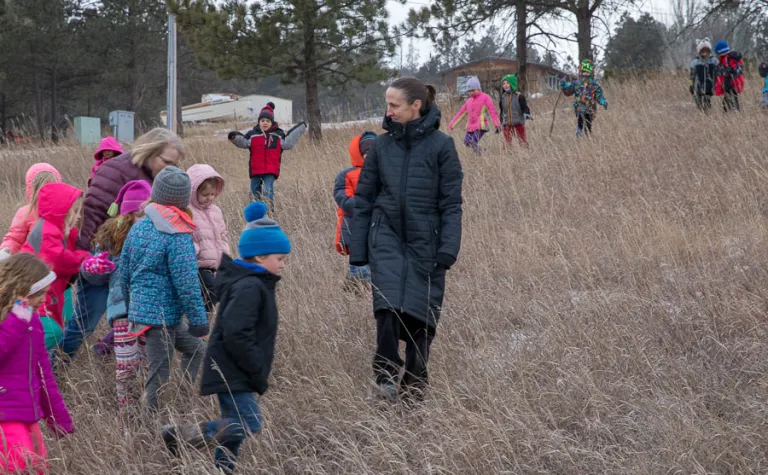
left=2, top=74, right=768, bottom=474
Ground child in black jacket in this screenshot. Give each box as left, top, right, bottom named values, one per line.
left=161, top=201, right=290, bottom=474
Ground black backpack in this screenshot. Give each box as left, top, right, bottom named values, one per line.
left=760, top=62, right=768, bottom=78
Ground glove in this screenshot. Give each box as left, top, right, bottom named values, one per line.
left=82, top=252, right=115, bottom=275
left=227, top=131, right=242, bottom=141
left=434, top=252, right=456, bottom=271
left=188, top=324, right=209, bottom=338
left=524, top=114, right=533, bottom=121
left=495, top=127, right=501, bottom=134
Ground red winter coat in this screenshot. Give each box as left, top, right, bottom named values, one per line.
left=0, top=305, right=73, bottom=433
left=715, top=52, right=745, bottom=96
left=229, top=123, right=307, bottom=179
left=78, top=152, right=153, bottom=250
left=21, top=183, right=90, bottom=328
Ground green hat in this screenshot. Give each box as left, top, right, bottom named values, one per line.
left=579, top=59, right=594, bottom=75
left=502, top=74, right=518, bottom=91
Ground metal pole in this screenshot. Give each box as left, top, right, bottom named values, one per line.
left=167, top=12, right=177, bottom=132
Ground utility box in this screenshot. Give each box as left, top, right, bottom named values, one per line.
left=109, top=110, right=135, bottom=143
left=73, top=117, right=101, bottom=146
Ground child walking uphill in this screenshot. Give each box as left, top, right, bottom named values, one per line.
left=690, top=38, right=717, bottom=111
left=120, top=166, right=209, bottom=413
left=90, top=136, right=124, bottom=184
left=561, top=59, right=608, bottom=136
left=188, top=164, right=229, bottom=315
left=448, top=76, right=501, bottom=154
left=21, top=183, right=90, bottom=350
left=161, top=201, right=290, bottom=474
left=1, top=163, right=61, bottom=254
left=499, top=74, right=531, bottom=145
left=334, top=132, right=376, bottom=289
left=80, top=180, right=151, bottom=411
left=714, top=40, right=744, bottom=112
left=0, top=253, right=74, bottom=474
left=227, top=102, right=307, bottom=209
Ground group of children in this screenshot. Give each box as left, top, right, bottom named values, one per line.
left=0, top=127, right=293, bottom=473
left=689, top=39, right=746, bottom=112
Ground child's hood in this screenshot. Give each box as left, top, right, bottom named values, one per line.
left=37, top=182, right=82, bottom=228
left=25, top=163, right=62, bottom=202
left=94, top=136, right=124, bottom=160
left=187, top=164, right=224, bottom=209
left=347, top=134, right=365, bottom=168
left=214, top=254, right=279, bottom=296
left=144, top=203, right=197, bottom=235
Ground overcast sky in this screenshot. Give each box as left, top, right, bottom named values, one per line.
left=385, top=0, right=678, bottom=70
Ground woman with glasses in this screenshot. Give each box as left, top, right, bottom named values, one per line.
left=58, top=127, right=185, bottom=361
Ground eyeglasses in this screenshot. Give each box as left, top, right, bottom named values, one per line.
left=157, top=154, right=178, bottom=166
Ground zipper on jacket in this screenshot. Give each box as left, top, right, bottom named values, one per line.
left=398, top=147, right=412, bottom=312
left=371, top=214, right=382, bottom=247
left=28, top=331, right=38, bottom=420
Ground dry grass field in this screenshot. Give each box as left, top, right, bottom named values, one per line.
left=2, top=75, right=768, bottom=474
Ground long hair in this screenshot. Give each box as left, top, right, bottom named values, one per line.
left=131, top=128, right=185, bottom=168
left=389, top=77, right=437, bottom=117
left=26, top=171, right=59, bottom=220
left=0, top=254, right=50, bottom=323
left=92, top=212, right=142, bottom=255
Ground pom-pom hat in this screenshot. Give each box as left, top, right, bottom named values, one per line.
left=258, top=102, right=276, bottom=122
left=238, top=202, right=291, bottom=258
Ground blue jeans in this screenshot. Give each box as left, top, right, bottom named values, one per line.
left=204, top=392, right=263, bottom=473
left=250, top=174, right=276, bottom=209
left=348, top=264, right=371, bottom=281
left=59, top=276, right=109, bottom=357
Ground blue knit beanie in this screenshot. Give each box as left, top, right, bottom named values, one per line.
left=238, top=202, right=291, bottom=258
left=714, top=40, right=730, bottom=55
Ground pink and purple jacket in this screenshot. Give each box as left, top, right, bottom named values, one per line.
left=0, top=303, right=74, bottom=434
left=90, top=136, right=124, bottom=182
left=187, top=164, right=230, bottom=270
left=1, top=163, right=62, bottom=254
left=448, top=93, right=501, bottom=132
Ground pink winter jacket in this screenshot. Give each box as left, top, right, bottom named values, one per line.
left=0, top=304, right=74, bottom=434
left=1, top=163, right=62, bottom=253
left=448, top=92, right=501, bottom=132
left=90, top=136, right=124, bottom=182
left=188, top=164, right=230, bottom=270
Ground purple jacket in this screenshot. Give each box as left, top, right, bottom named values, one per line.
left=78, top=152, right=153, bottom=250
left=0, top=308, right=74, bottom=434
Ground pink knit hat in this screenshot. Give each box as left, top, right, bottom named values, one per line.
left=107, top=180, right=151, bottom=217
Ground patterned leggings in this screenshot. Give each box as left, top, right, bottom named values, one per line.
left=113, top=318, right=146, bottom=409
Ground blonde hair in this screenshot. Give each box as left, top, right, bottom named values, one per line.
left=130, top=128, right=185, bottom=167
left=0, top=254, right=50, bottom=322
left=93, top=212, right=141, bottom=255
left=26, top=172, right=59, bottom=220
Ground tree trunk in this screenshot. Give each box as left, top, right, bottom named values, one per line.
left=576, top=1, right=593, bottom=61
left=516, top=0, right=528, bottom=94
left=50, top=65, right=58, bottom=143
left=303, top=17, right=322, bottom=140
left=34, top=70, right=44, bottom=142
left=0, top=93, right=6, bottom=140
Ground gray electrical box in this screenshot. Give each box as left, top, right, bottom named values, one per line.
left=73, top=117, right=101, bottom=145
left=108, top=110, right=135, bottom=144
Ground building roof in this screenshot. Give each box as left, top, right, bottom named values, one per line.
left=439, top=56, right=576, bottom=78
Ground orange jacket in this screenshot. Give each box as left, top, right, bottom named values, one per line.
left=333, top=135, right=366, bottom=255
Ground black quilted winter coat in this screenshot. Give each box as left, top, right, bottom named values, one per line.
left=350, top=104, right=463, bottom=328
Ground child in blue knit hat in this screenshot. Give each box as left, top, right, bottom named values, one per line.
left=161, top=201, right=290, bottom=473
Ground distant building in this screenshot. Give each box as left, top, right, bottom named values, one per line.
left=440, top=56, right=577, bottom=96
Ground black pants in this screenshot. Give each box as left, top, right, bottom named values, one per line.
left=723, top=91, right=740, bottom=112
left=373, top=310, right=435, bottom=394
left=199, top=269, right=218, bottom=313
left=577, top=112, right=593, bottom=136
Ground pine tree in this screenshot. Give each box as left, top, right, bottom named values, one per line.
left=170, top=0, right=396, bottom=140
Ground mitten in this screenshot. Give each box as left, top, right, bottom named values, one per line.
left=12, top=300, right=32, bottom=322
left=524, top=114, right=533, bottom=121
left=188, top=324, right=209, bottom=338
left=495, top=127, right=501, bottom=134
left=82, top=252, right=115, bottom=275
left=434, top=252, right=456, bottom=270
left=227, top=131, right=242, bottom=141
